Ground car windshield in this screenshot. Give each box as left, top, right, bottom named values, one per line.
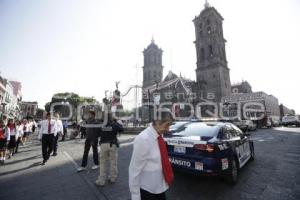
left=174, top=123, right=220, bottom=137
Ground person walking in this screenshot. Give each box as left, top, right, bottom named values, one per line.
left=31, top=118, right=37, bottom=133
left=95, top=116, right=123, bottom=186
left=38, top=112, right=57, bottom=165
left=52, top=113, right=63, bottom=156
left=22, top=119, right=30, bottom=145
left=0, top=119, right=10, bottom=164
left=7, top=119, right=18, bottom=158
left=61, top=120, right=68, bottom=141
left=77, top=111, right=100, bottom=172
left=129, top=111, right=174, bottom=200
left=15, top=120, right=23, bottom=153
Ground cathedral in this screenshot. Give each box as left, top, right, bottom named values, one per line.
left=141, top=2, right=230, bottom=120
left=140, top=2, right=281, bottom=121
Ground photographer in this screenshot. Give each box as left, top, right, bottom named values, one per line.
left=95, top=115, right=123, bottom=186
left=77, top=111, right=100, bottom=172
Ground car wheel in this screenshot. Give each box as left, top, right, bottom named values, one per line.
left=226, top=157, right=238, bottom=185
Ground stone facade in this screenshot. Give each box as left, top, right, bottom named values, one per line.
left=142, top=39, right=163, bottom=88
left=231, top=81, right=252, bottom=94
left=142, top=71, right=195, bottom=121
left=193, top=4, right=231, bottom=102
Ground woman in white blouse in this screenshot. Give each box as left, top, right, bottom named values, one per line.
left=15, top=120, right=24, bottom=153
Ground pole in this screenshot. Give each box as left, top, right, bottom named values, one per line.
left=148, top=89, right=151, bottom=122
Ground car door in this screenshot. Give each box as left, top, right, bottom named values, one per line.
left=230, top=125, right=251, bottom=168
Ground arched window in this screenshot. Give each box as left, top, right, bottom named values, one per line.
left=206, top=19, right=210, bottom=25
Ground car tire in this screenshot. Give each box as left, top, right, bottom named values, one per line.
left=226, top=157, right=238, bottom=185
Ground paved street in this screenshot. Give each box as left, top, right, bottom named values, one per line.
left=0, top=127, right=299, bottom=200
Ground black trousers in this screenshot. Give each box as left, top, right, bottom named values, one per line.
left=140, top=189, right=166, bottom=200
left=15, top=137, right=21, bottom=153
left=80, top=130, right=86, bottom=139
left=53, top=132, right=61, bottom=153
left=61, top=128, right=67, bottom=141
left=42, top=134, right=55, bottom=162
left=81, top=138, right=99, bottom=167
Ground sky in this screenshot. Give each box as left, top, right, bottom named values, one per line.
left=0, top=0, right=299, bottom=113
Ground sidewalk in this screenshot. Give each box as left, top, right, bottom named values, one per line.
left=0, top=133, right=136, bottom=200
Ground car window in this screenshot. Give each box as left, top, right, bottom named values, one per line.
left=221, top=126, right=232, bottom=139
left=175, top=123, right=220, bottom=137
left=169, top=122, right=188, bottom=130
left=231, top=124, right=243, bottom=136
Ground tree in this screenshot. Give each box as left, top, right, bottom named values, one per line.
left=45, top=92, right=98, bottom=115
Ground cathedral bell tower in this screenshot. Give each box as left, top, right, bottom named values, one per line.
left=193, top=1, right=231, bottom=102
left=142, top=39, right=163, bottom=88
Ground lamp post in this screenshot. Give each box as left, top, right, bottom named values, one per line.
left=153, top=81, right=161, bottom=120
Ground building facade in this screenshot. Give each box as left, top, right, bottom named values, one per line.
left=222, top=91, right=280, bottom=119
left=279, top=104, right=295, bottom=119
left=142, top=39, right=163, bottom=88
left=193, top=2, right=231, bottom=102
left=231, top=81, right=252, bottom=94
left=0, top=76, right=6, bottom=116
left=9, top=81, right=22, bottom=119
left=20, top=101, right=38, bottom=118
left=3, top=81, right=15, bottom=119
left=139, top=2, right=295, bottom=121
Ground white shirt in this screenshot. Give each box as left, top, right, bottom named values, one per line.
left=56, top=119, right=63, bottom=133
left=8, top=127, right=18, bottom=137
left=16, top=125, right=24, bottom=137
left=129, top=125, right=168, bottom=200
left=38, top=119, right=58, bottom=139
left=23, top=123, right=31, bottom=132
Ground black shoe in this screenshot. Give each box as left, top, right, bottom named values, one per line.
left=52, top=153, right=57, bottom=156
left=40, top=161, right=46, bottom=165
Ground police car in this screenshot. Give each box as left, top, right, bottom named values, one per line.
left=164, top=122, right=254, bottom=184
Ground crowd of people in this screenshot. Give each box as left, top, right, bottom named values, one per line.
left=1, top=110, right=175, bottom=200
left=0, top=116, right=37, bottom=164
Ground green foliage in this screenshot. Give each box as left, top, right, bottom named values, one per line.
left=45, top=92, right=98, bottom=112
